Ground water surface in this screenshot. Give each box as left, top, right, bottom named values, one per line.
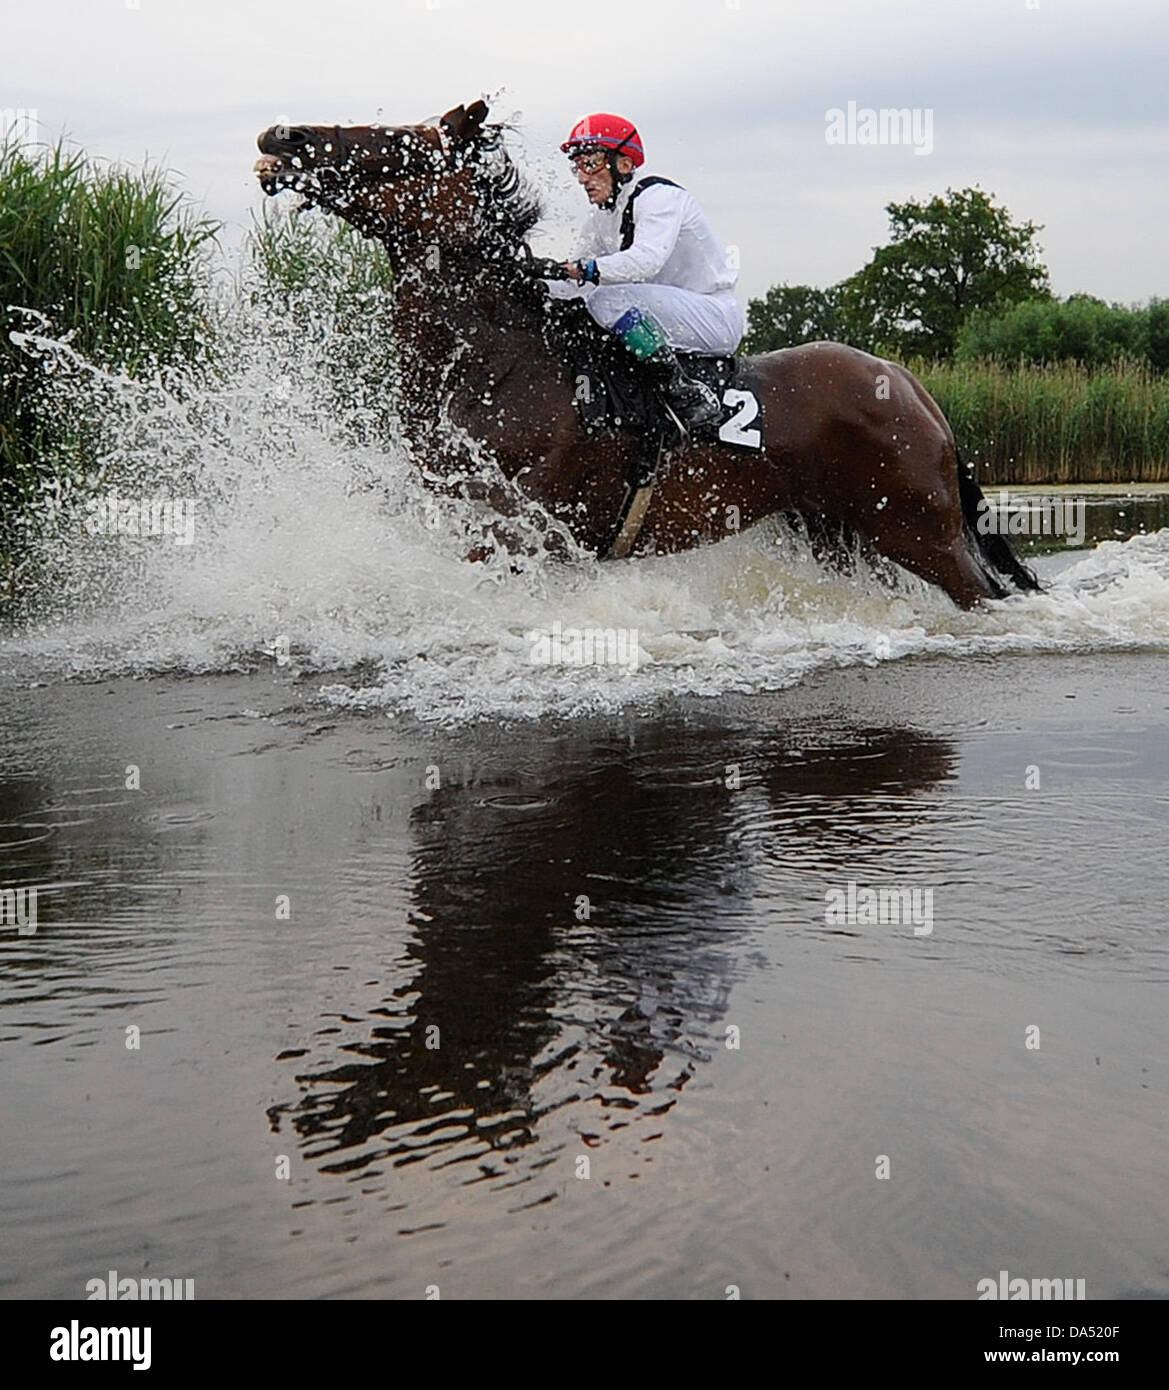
left=2, top=640, right=1167, bottom=1299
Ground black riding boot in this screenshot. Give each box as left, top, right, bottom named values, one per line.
left=643, top=343, right=721, bottom=434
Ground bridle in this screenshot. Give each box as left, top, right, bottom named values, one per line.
left=289, top=121, right=468, bottom=248
left=282, top=122, right=546, bottom=283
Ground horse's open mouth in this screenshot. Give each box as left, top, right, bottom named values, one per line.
left=253, top=155, right=310, bottom=196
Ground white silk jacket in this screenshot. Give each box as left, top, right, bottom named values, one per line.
left=570, top=171, right=738, bottom=293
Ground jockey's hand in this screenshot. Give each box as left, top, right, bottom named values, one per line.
left=562, top=259, right=600, bottom=285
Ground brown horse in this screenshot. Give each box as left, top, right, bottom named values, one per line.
left=254, top=99, right=1039, bottom=608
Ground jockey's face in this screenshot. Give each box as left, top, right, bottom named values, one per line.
left=574, top=152, right=635, bottom=205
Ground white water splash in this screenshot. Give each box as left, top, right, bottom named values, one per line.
left=4, top=279, right=1169, bottom=725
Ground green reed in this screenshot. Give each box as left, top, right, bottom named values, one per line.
left=242, top=199, right=398, bottom=447
left=0, top=136, right=218, bottom=606
left=913, top=357, right=1169, bottom=484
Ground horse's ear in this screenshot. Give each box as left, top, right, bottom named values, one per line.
left=441, top=99, right=489, bottom=144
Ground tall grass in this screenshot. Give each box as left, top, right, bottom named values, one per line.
left=243, top=200, right=398, bottom=448
left=0, top=136, right=218, bottom=607
left=246, top=197, right=395, bottom=313
left=913, top=358, right=1169, bottom=484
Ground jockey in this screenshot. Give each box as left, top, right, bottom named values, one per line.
left=548, top=112, right=744, bottom=433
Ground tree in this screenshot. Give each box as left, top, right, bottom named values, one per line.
left=955, top=294, right=1150, bottom=367
left=1146, top=298, right=1169, bottom=372
left=839, top=187, right=1050, bottom=360
left=743, top=283, right=843, bottom=353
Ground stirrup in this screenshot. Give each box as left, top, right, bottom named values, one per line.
left=668, top=379, right=720, bottom=432
left=660, top=398, right=689, bottom=442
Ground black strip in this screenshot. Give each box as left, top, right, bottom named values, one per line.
left=619, top=177, right=681, bottom=250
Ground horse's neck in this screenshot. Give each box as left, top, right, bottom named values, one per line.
left=390, top=256, right=548, bottom=401
left=390, top=277, right=459, bottom=387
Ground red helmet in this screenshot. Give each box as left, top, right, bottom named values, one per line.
left=560, top=113, right=644, bottom=167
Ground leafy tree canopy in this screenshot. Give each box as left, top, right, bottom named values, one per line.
left=743, top=283, right=844, bottom=353
left=954, top=293, right=1167, bottom=367
left=838, top=187, right=1050, bottom=359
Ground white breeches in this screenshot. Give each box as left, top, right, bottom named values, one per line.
left=547, top=280, right=745, bottom=354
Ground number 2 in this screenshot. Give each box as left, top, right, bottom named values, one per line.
left=718, top=389, right=762, bottom=448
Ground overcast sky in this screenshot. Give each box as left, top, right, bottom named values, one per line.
left=5, top=0, right=1167, bottom=305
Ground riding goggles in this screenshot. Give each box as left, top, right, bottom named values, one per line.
left=569, top=149, right=610, bottom=173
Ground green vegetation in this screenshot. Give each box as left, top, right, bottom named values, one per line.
left=243, top=200, right=397, bottom=446
left=0, top=140, right=399, bottom=615
left=841, top=188, right=1050, bottom=359
left=745, top=186, right=1169, bottom=483
left=914, top=358, right=1169, bottom=484
left=746, top=188, right=1051, bottom=360
left=0, top=136, right=218, bottom=606
left=746, top=284, right=845, bottom=355
left=246, top=196, right=395, bottom=320
left=955, top=295, right=1169, bottom=371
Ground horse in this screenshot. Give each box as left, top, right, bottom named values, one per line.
left=254, top=99, right=1039, bottom=608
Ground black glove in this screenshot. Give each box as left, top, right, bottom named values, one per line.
left=520, top=255, right=573, bottom=281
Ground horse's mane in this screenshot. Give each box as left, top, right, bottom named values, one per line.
left=466, top=123, right=544, bottom=249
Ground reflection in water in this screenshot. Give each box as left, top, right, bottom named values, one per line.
left=3, top=660, right=1165, bottom=1300
left=266, top=725, right=956, bottom=1194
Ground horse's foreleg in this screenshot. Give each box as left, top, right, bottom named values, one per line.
left=458, top=467, right=577, bottom=563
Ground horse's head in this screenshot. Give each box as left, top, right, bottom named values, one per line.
left=254, top=99, right=535, bottom=253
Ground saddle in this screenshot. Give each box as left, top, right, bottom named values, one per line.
left=542, top=300, right=758, bottom=468
left=539, top=297, right=764, bottom=557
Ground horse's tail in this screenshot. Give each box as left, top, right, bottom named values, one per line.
left=956, top=452, right=1042, bottom=595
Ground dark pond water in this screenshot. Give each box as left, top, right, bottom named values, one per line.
left=995, top=488, right=1169, bottom=559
